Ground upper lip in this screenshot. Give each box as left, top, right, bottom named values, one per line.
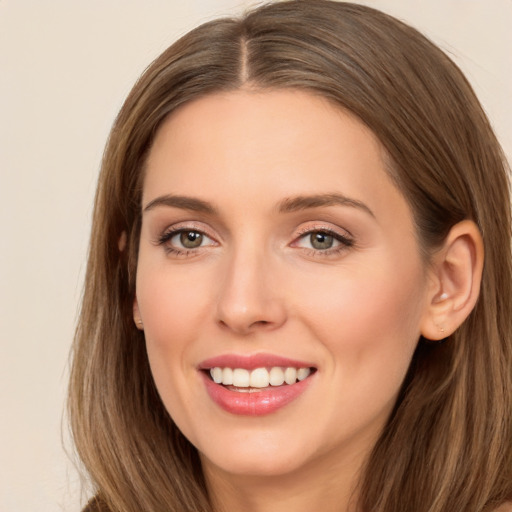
left=198, top=353, right=316, bottom=371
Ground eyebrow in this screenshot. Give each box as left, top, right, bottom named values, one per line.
left=143, top=194, right=217, bottom=214
left=278, top=194, right=375, bottom=217
left=143, top=192, right=374, bottom=218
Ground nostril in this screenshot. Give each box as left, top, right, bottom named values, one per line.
left=246, top=319, right=275, bottom=331
left=216, top=297, right=287, bottom=334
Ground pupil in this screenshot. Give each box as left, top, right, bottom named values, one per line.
left=180, top=231, right=203, bottom=248
left=311, top=232, right=333, bottom=250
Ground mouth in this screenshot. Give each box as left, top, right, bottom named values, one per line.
left=205, top=366, right=316, bottom=392
left=199, top=355, right=317, bottom=415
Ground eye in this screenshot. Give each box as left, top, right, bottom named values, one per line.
left=307, top=232, right=337, bottom=250
left=157, top=227, right=217, bottom=254
left=292, top=228, right=353, bottom=255
left=173, top=230, right=206, bottom=249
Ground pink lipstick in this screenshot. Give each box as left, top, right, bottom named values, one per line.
left=198, top=354, right=316, bottom=416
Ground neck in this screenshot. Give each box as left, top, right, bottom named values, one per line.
left=203, top=446, right=366, bottom=512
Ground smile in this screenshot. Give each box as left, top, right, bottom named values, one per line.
left=199, top=354, right=317, bottom=415
left=209, top=366, right=312, bottom=389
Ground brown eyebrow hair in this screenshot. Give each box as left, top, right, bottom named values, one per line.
left=278, top=193, right=375, bottom=217
left=143, top=195, right=217, bottom=214
left=143, top=192, right=374, bottom=217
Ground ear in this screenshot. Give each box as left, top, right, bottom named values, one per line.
left=420, top=220, right=484, bottom=341
left=133, top=297, right=144, bottom=330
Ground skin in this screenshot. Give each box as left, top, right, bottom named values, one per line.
left=134, top=89, right=441, bottom=512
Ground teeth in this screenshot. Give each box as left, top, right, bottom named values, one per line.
left=211, top=367, right=223, bottom=384
left=297, top=367, right=311, bottom=381
left=222, top=367, right=233, bottom=385
left=269, top=366, right=285, bottom=386
left=250, top=368, right=269, bottom=388
left=209, top=366, right=312, bottom=388
left=232, top=368, right=250, bottom=387
left=284, top=367, right=297, bottom=385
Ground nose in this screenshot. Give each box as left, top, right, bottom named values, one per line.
left=215, top=247, right=287, bottom=335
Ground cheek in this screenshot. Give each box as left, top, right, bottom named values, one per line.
left=135, top=263, right=214, bottom=408
left=271, top=257, right=427, bottom=451
left=347, top=273, right=423, bottom=340
left=135, top=265, right=214, bottom=436
left=292, top=258, right=425, bottom=372
left=136, top=263, right=213, bottom=350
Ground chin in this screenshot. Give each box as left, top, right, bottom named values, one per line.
left=197, top=429, right=316, bottom=479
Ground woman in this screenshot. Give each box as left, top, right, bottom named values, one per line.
left=69, top=1, right=512, bottom=511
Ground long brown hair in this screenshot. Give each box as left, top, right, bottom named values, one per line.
left=69, top=1, right=512, bottom=510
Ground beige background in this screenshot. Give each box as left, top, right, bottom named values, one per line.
left=0, top=1, right=510, bottom=511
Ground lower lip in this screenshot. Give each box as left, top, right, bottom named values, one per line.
left=201, top=372, right=314, bottom=416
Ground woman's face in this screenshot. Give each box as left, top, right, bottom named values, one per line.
left=135, top=90, right=433, bottom=481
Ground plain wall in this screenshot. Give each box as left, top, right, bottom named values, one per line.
left=0, top=1, right=510, bottom=511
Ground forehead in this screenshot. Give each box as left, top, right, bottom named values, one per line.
left=142, top=89, right=410, bottom=225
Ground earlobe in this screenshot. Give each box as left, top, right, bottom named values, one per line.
left=133, top=298, right=144, bottom=330
left=420, top=220, right=484, bottom=341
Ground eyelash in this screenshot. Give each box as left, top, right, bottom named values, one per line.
left=156, top=225, right=354, bottom=258
left=156, top=226, right=217, bottom=257
left=293, top=226, right=354, bottom=257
